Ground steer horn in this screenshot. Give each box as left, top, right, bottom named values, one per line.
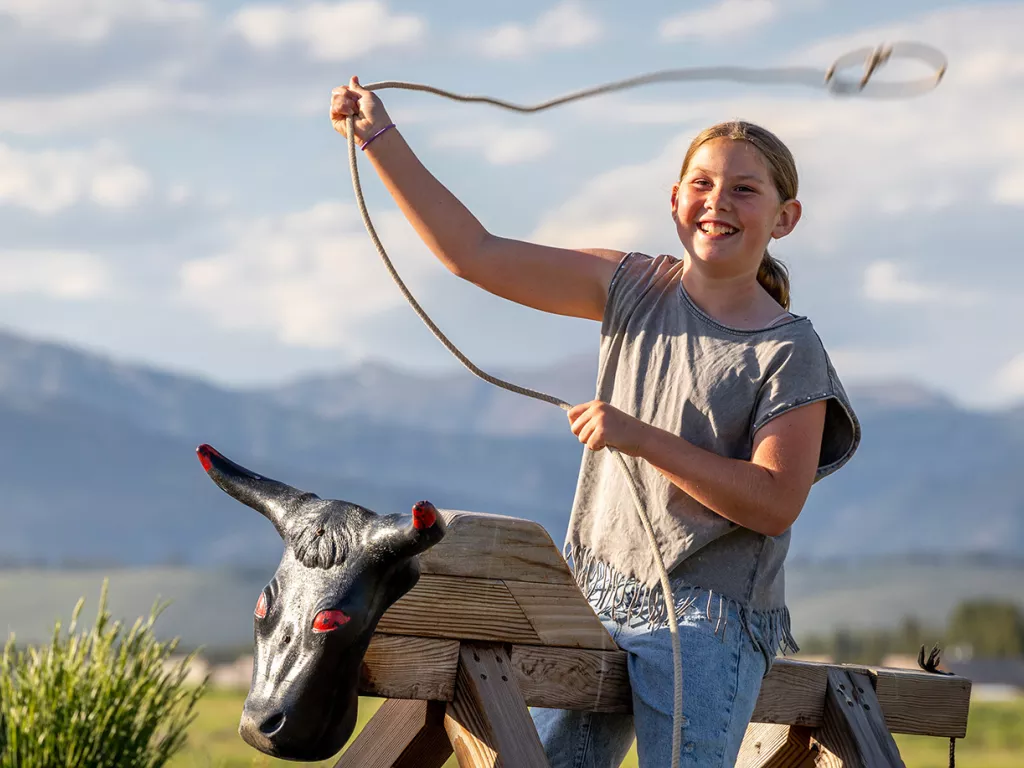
left=196, top=443, right=313, bottom=540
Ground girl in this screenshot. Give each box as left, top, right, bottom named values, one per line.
left=330, top=77, right=860, bottom=767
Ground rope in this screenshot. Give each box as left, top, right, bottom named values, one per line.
left=343, top=41, right=946, bottom=768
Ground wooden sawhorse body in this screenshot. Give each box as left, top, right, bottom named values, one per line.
left=336, top=511, right=971, bottom=767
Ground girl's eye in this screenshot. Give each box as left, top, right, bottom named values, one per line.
left=255, top=591, right=268, bottom=619
left=736, top=186, right=755, bottom=193
left=692, top=179, right=711, bottom=188
left=312, top=609, right=351, bottom=634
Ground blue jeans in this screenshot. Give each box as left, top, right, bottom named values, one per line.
left=531, top=587, right=776, bottom=767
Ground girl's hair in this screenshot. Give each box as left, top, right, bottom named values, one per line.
left=679, top=121, right=797, bottom=310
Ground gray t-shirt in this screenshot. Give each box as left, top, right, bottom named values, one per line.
left=565, top=252, right=860, bottom=649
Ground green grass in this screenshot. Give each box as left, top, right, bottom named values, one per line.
left=895, top=698, right=1024, bottom=768
left=173, top=690, right=1023, bottom=768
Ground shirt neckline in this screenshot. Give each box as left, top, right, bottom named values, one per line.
left=676, top=278, right=805, bottom=335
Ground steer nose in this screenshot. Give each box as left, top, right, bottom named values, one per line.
left=239, top=707, right=288, bottom=750
left=259, top=712, right=287, bottom=736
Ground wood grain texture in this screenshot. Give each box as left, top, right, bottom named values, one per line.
left=509, top=644, right=631, bottom=713
left=333, top=699, right=452, bottom=768
left=752, top=659, right=828, bottom=729
left=871, top=664, right=972, bottom=738
left=503, top=580, right=618, bottom=651
left=443, top=643, right=550, bottom=768
left=814, top=669, right=906, bottom=768
left=736, top=724, right=818, bottom=768
left=360, top=634, right=459, bottom=701
left=420, top=510, right=577, bottom=586
left=378, top=574, right=542, bottom=645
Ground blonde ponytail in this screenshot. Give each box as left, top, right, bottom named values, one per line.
left=757, top=250, right=790, bottom=310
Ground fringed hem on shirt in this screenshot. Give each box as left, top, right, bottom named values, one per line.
left=564, top=543, right=800, bottom=656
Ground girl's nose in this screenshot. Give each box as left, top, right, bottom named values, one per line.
left=704, top=189, right=729, bottom=211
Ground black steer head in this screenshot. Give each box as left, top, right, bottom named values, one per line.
left=196, top=444, right=446, bottom=761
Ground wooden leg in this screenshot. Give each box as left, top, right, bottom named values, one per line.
left=812, top=669, right=906, bottom=767
left=737, top=723, right=818, bottom=767
left=334, top=698, right=453, bottom=768
left=443, top=642, right=550, bottom=768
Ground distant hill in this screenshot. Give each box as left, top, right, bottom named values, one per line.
left=0, top=327, right=1021, bottom=566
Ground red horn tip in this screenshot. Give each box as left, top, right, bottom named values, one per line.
left=196, top=444, right=219, bottom=472
left=412, top=500, right=437, bottom=530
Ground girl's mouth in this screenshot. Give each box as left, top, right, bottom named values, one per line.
left=698, top=221, right=738, bottom=237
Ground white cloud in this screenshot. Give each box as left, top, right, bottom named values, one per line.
left=863, top=261, right=975, bottom=306
left=0, top=82, right=338, bottom=136
left=530, top=134, right=685, bottom=251
left=0, top=0, right=205, bottom=43
left=230, top=1, right=425, bottom=61
left=178, top=201, right=441, bottom=349
left=0, top=87, right=163, bottom=136
left=0, top=250, right=111, bottom=298
left=660, top=0, right=778, bottom=42
left=431, top=125, right=554, bottom=166
left=470, top=1, right=602, bottom=59
left=0, top=142, right=151, bottom=214
left=992, top=353, right=1024, bottom=402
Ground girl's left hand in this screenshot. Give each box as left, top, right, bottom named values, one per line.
left=567, top=400, right=646, bottom=456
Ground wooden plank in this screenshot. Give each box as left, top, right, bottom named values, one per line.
left=378, top=574, right=542, bottom=645
left=503, top=580, right=618, bottom=651
left=510, top=644, right=631, bottom=713
left=736, top=724, right=818, bottom=768
left=334, top=699, right=452, bottom=768
left=753, top=659, right=828, bottom=729
left=814, top=669, right=905, bottom=767
left=420, top=510, right=577, bottom=586
left=360, top=638, right=971, bottom=740
left=870, top=664, right=972, bottom=739
left=752, top=659, right=971, bottom=739
left=360, top=634, right=460, bottom=701
left=443, top=642, right=550, bottom=768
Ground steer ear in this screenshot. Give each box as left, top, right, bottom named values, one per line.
left=196, top=444, right=315, bottom=539
left=372, top=501, right=446, bottom=559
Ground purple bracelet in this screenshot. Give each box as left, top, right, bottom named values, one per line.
left=360, top=123, right=396, bottom=151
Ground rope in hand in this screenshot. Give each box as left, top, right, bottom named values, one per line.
left=344, top=41, right=947, bottom=768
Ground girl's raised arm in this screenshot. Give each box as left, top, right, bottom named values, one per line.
left=331, top=78, right=623, bottom=322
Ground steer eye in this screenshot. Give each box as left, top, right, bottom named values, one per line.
left=255, top=591, right=268, bottom=619
left=312, top=609, right=351, bottom=634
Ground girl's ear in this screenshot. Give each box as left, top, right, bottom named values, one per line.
left=772, top=198, right=802, bottom=239
left=670, top=183, right=679, bottom=213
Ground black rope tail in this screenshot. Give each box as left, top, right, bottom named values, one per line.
left=918, top=644, right=957, bottom=768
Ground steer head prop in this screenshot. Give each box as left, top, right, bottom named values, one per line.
left=195, top=444, right=446, bottom=761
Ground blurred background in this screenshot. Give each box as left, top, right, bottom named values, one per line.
left=1, top=0, right=1022, bottom=765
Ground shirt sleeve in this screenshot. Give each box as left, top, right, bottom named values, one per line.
left=751, top=327, right=861, bottom=481
left=602, top=252, right=681, bottom=336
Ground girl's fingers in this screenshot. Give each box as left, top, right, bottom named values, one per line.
left=567, top=401, right=590, bottom=422
left=576, top=422, right=590, bottom=444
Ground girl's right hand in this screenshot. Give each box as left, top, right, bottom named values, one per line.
left=330, top=76, right=393, bottom=145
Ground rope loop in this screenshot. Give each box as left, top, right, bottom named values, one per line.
left=824, top=41, right=947, bottom=96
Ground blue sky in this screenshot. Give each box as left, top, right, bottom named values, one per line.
left=1, top=0, right=1022, bottom=409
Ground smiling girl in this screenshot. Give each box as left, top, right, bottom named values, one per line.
left=331, top=80, right=860, bottom=767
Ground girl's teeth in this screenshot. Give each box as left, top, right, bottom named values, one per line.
left=700, top=223, right=736, bottom=235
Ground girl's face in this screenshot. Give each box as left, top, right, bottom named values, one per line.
left=672, top=138, right=800, bottom=278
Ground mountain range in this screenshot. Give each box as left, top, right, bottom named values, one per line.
left=0, top=327, right=1022, bottom=567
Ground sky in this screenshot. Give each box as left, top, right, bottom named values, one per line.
left=1, top=0, right=1022, bottom=409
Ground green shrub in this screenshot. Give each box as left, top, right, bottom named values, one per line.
left=0, top=580, right=207, bottom=767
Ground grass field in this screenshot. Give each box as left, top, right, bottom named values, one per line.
left=171, top=689, right=1023, bottom=767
